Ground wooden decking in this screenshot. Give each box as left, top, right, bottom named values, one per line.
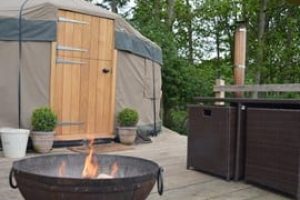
left=0, top=128, right=291, bottom=200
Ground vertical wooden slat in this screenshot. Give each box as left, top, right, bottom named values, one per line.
left=102, top=77, right=111, bottom=133
left=98, top=19, right=114, bottom=60
left=95, top=60, right=111, bottom=133
left=79, top=59, right=90, bottom=134
left=55, top=63, right=64, bottom=135
left=109, top=50, right=118, bottom=134
left=57, top=11, right=66, bottom=58
left=106, top=20, right=114, bottom=60
left=61, top=63, right=72, bottom=134
left=94, top=61, right=104, bottom=133
left=64, top=12, right=75, bottom=58
left=80, top=15, right=91, bottom=134
left=72, top=13, right=83, bottom=58
left=70, top=63, right=81, bottom=135
left=60, top=11, right=74, bottom=135
left=69, top=13, right=83, bottom=134
left=54, top=11, right=65, bottom=135
left=82, top=14, right=92, bottom=60
left=89, top=17, right=106, bottom=135
left=50, top=42, right=57, bottom=108
left=50, top=42, right=62, bottom=135
left=98, top=19, right=107, bottom=60
left=87, top=60, right=98, bottom=135
left=90, top=17, right=100, bottom=60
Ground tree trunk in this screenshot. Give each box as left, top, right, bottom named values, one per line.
left=185, top=0, right=193, bottom=63
left=286, top=8, right=295, bottom=82
left=111, top=0, right=118, bottom=13
left=167, top=0, right=176, bottom=31
left=254, top=0, right=268, bottom=97
left=216, top=29, right=221, bottom=78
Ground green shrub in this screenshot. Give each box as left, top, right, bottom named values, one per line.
left=168, top=109, right=188, bottom=135
left=118, top=108, right=139, bottom=127
left=31, top=107, right=58, bottom=132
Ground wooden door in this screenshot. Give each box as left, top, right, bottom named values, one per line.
left=50, top=10, right=116, bottom=140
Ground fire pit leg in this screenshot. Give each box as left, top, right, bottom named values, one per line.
left=157, top=167, right=164, bottom=195
left=9, top=169, right=18, bottom=189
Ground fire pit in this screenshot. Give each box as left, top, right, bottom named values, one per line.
left=9, top=154, right=164, bottom=200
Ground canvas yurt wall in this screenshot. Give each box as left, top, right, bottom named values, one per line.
left=0, top=0, right=162, bottom=141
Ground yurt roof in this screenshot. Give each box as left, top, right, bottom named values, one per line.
left=0, top=0, right=116, bottom=18
left=0, top=0, right=162, bottom=64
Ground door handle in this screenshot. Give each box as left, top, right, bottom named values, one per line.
left=102, top=68, right=110, bottom=74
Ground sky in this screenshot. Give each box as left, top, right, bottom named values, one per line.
left=120, top=0, right=136, bottom=14
left=94, top=0, right=136, bottom=15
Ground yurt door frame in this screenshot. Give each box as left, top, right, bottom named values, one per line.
left=50, top=10, right=117, bottom=140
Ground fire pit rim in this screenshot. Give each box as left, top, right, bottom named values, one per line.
left=10, top=153, right=165, bottom=199
left=12, top=153, right=160, bottom=182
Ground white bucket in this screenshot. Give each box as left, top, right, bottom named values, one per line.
left=0, top=128, right=30, bottom=158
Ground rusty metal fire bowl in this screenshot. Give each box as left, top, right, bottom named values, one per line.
left=9, top=154, right=164, bottom=200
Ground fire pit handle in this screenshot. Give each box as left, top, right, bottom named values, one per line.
left=157, top=167, right=164, bottom=195
left=9, top=169, right=18, bottom=189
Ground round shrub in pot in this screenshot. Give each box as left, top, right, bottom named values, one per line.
left=117, top=108, right=139, bottom=145
left=31, top=107, right=57, bottom=153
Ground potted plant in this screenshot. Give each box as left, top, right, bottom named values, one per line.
left=31, top=107, right=57, bottom=153
left=117, top=108, right=139, bottom=145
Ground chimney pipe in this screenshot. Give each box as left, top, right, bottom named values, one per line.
left=233, top=21, right=247, bottom=98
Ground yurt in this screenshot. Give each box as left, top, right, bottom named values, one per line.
left=0, top=0, right=162, bottom=142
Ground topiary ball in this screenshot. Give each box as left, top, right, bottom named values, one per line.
left=31, top=107, right=58, bottom=132
left=117, top=108, right=139, bottom=127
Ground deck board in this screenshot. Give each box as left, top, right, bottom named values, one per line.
left=0, top=128, right=291, bottom=200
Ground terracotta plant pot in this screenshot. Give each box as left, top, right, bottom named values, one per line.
left=118, top=127, right=137, bottom=145
left=31, top=131, right=55, bottom=153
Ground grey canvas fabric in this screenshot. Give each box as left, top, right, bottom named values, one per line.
left=0, top=42, right=51, bottom=129
left=20, top=42, right=51, bottom=128
left=116, top=52, right=161, bottom=128
left=0, top=19, right=56, bottom=41
left=0, top=42, right=19, bottom=128
left=115, top=31, right=163, bottom=64
left=144, top=59, right=162, bottom=99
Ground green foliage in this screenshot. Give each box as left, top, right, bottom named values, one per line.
left=31, top=107, right=57, bottom=132
left=163, top=59, right=216, bottom=110
left=117, top=108, right=139, bottom=127
left=168, top=109, right=188, bottom=135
